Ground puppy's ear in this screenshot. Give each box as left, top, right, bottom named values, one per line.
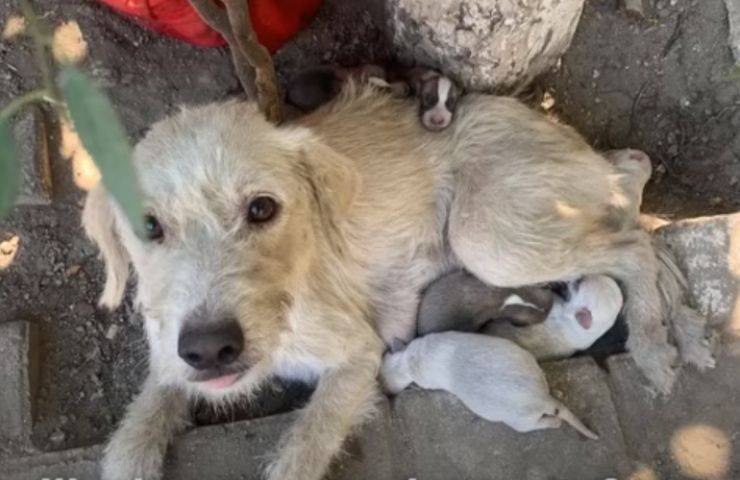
left=82, top=184, right=130, bottom=309
left=299, top=141, right=360, bottom=219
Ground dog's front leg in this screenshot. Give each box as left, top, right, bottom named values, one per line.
left=102, top=375, right=190, bottom=480
left=266, top=355, right=381, bottom=480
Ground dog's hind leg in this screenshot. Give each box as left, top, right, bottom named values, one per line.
left=101, top=375, right=190, bottom=480
left=449, top=187, right=679, bottom=394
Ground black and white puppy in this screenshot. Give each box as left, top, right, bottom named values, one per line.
left=409, top=68, right=462, bottom=132
left=287, top=65, right=462, bottom=131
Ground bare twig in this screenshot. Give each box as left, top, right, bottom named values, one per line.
left=0, top=89, right=55, bottom=122
left=222, top=0, right=281, bottom=123
left=188, top=0, right=282, bottom=123
left=187, top=0, right=257, bottom=100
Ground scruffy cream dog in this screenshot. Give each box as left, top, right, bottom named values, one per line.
left=83, top=83, right=711, bottom=480
left=380, top=331, right=599, bottom=439
left=483, top=275, right=623, bottom=360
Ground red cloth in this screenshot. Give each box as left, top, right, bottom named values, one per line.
left=97, top=0, right=323, bottom=52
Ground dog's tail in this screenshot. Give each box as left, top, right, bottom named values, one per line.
left=653, top=237, right=716, bottom=370
left=553, top=401, right=599, bottom=440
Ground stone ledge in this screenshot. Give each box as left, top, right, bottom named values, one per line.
left=0, top=321, right=39, bottom=448
left=2, top=399, right=395, bottom=480
left=606, top=348, right=740, bottom=479
left=389, top=356, right=634, bottom=480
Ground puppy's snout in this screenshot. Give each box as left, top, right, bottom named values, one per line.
left=431, top=114, right=447, bottom=126
left=178, top=320, right=244, bottom=370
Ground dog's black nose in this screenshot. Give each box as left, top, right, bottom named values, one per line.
left=178, top=320, right=244, bottom=370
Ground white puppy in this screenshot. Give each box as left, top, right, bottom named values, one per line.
left=381, top=331, right=598, bottom=439
left=483, top=275, right=623, bottom=360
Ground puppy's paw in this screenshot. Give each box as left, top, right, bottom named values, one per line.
left=101, top=432, right=165, bottom=480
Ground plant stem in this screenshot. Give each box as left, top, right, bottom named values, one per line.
left=18, top=0, right=61, bottom=104
left=0, top=89, right=52, bottom=122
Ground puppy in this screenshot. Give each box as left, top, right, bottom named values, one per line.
left=287, top=65, right=388, bottom=111
left=381, top=332, right=599, bottom=439
left=287, top=65, right=461, bottom=131
left=483, top=275, right=623, bottom=360
left=417, top=269, right=554, bottom=335
left=406, top=67, right=462, bottom=131
left=84, top=87, right=711, bottom=480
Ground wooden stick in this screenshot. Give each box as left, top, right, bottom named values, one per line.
left=188, top=0, right=281, bottom=123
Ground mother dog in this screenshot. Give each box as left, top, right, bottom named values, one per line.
left=84, top=84, right=708, bottom=480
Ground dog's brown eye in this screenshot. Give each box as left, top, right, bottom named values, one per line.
left=247, top=196, right=279, bottom=224
left=144, top=215, right=164, bottom=241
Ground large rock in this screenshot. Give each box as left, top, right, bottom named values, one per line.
left=656, top=213, right=740, bottom=332
left=387, top=0, right=585, bottom=92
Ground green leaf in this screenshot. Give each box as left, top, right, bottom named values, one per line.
left=58, top=67, right=144, bottom=234
left=0, top=119, right=19, bottom=217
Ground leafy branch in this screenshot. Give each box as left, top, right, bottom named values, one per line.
left=0, top=0, right=144, bottom=234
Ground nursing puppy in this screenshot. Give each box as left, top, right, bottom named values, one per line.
left=483, top=275, right=623, bottom=360
left=381, top=332, right=599, bottom=439
left=84, top=84, right=711, bottom=480
left=417, top=269, right=554, bottom=335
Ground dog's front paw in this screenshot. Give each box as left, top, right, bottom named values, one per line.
left=681, top=336, right=717, bottom=371
left=640, top=344, right=679, bottom=396
left=101, top=431, right=165, bottom=480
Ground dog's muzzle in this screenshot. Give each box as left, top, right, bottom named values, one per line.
left=178, top=319, right=248, bottom=388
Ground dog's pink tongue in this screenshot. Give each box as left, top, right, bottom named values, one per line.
left=575, top=308, right=593, bottom=330
left=203, top=373, right=240, bottom=389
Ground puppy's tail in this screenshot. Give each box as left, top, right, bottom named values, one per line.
left=554, top=401, right=599, bottom=440
left=653, top=237, right=716, bottom=370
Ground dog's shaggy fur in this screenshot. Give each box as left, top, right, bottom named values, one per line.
left=83, top=84, right=712, bottom=480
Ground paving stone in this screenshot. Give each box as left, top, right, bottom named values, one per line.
left=12, top=106, right=52, bottom=206
left=726, top=0, right=740, bottom=64
left=607, top=348, right=740, bottom=479
left=166, top=399, right=394, bottom=480
left=2, top=445, right=101, bottom=480
left=656, top=213, right=740, bottom=331
left=621, top=0, right=645, bottom=17
left=2, top=399, right=394, bottom=480
left=389, top=356, right=634, bottom=480
left=0, top=321, right=39, bottom=445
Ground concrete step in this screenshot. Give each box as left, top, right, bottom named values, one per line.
left=389, top=356, right=635, bottom=480
left=2, top=400, right=395, bottom=480
left=607, top=344, right=740, bottom=480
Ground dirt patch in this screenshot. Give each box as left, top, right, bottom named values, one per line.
left=542, top=0, right=740, bottom=217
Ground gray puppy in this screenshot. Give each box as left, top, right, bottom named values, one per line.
left=381, top=331, right=598, bottom=439
left=417, top=269, right=554, bottom=335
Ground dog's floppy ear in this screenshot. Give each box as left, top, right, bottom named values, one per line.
left=299, top=140, right=360, bottom=219
left=82, top=184, right=130, bottom=309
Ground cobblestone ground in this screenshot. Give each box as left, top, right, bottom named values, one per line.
left=1, top=0, right=739, bottom=478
